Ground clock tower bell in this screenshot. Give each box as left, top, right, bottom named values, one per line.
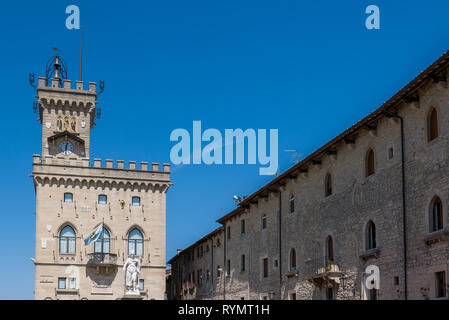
left=36, top=55, right=98, bottom=159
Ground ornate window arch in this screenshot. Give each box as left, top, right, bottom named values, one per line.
left=94, top=226, right=111, bottom=253
left=128, top=228, right=144, bottom=256
left=59, top=225, right=76, bottom=254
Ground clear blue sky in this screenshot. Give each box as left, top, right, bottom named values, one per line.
left=0, top=0, right=448, bottom=299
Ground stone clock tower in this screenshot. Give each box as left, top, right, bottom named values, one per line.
left=30, top=56, right=171, bottom=300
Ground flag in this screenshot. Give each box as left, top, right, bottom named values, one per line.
left=84, top=223, right=103, bottom=245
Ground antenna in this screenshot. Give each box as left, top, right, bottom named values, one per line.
left=80, top=24, right=83, bottom=81
left=285, top=149, right=302, bottom=164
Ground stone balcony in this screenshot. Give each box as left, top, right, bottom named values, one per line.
left=87, top=253, right=118, bottom=267
left=307, top=264, right=343, bottom=287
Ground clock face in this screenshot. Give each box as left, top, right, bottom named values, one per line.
left=58, top=141, right=74, bottom=155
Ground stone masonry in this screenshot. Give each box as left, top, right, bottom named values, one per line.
left=31, top=59, right=171, bottom=300
left=168, top=49, right=449, bottom=300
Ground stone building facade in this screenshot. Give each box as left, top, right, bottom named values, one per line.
left=168, top=49, right=449, bottom=300
left=31, top=57, right=171, bottom=300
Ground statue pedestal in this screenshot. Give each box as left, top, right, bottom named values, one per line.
left=121, top=291, right=144, bottom=300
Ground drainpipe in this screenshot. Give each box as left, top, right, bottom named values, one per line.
left=383, top=110, right=407, bottom=300
left=223, top=223, right=226, bottom=300
left=279, top=189, right=282, bottom=300
left=210, top=237, right=214, bottom=298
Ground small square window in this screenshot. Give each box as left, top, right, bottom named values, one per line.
left=58, top=277, right=66, bottom=289
left=68, top=278, right=76, bottom=289
left=98, top=195, right=107, bottom=204
left=64, top=193, right=73, bottom=203
left=139, top=279, right=144, bottom=291
left=132, top=197, right=141, bottom=207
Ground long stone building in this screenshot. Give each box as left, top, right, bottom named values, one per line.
left=31, top=56, right=171, bottom=300
left=167, top=49, right=449, bottom=300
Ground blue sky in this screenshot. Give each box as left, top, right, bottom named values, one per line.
left=0, top=0, right=448, bottom=299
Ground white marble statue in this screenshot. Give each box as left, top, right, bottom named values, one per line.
left=123, top=255, right=141, bottom=294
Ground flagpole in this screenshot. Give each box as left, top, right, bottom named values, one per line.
left=101, top=217, right=104, bottom=254
left=80, top=24, right=83, bottom=81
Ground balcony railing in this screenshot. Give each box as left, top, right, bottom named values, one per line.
left=87, top=253, right=118, bottom=266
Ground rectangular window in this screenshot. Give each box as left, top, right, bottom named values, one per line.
left=262, top=258, right=268, bottom=278
left=241, top=254, right=246, bottom=272
left=98, top=195, right=107, bottom=204
left=227, top=260, right=231, bottom=276
left=64, top=193, right=73, bottom=203
left=68, top=278, right=76, bottom=289
left=262, top=215, right=267, bottom=230
left=58, top=277, right=66, bottom=289
left=227, top=226, right=231, bottom=240
left=241, top=220, right=245, bottom=234
left=132, top=196, right=141, bottom=207
left=436, top=271, right=446, bottom=298
left=139, top=279, right=144, bottom=291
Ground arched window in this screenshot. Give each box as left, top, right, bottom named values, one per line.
left=289, top=248, right=297, bottom=271
left=94, top=227, right=110, bottom=253
left=428, top=108, right=439, bottom=142
left=366, top=220, right=376, bottom=250
left=366, top=149, right=375, bottom=177
left=326, top=236, right=334, bottom=265
left=128, top=228, right=143, bottom=256
left=289, top=195, right=295, bottom=213
left=430, top=197, right=443, bottom=232
left=325, top=173, right=333, bottom=197
left=60, top=226, right=76, bottom=254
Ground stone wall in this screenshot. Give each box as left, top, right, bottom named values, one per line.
left=168, top=56, right=449, bottom=300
